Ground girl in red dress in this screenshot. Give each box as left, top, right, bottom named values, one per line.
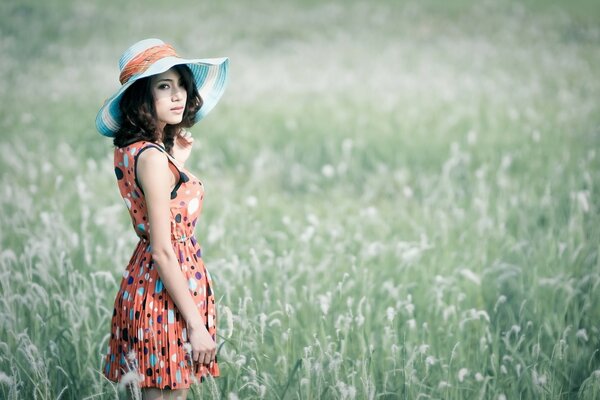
left=96, top=38, right=229, bottom=399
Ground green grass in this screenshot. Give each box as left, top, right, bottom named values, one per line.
left=1, top=0, right=600, bottom=398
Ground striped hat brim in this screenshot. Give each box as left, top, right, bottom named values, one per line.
left=96, top=56, right=229, bottom=137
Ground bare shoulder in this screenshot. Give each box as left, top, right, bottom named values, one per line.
left=137, top=146, right=168, bottom=169
left=136, top=147, right=174, bottom=193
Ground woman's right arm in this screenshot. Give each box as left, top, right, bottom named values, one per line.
left=137, top=148, right=216, bottom=367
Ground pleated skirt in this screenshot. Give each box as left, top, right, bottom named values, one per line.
left=103, top=237, right=219, bottom=389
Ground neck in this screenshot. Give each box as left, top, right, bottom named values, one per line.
left=156, top=127, right=166, bottom=147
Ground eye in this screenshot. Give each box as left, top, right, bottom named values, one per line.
left=158, top=83, right=170, bottom=90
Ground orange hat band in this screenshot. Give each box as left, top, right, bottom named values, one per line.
left=119, top=44, right=178, bottom=85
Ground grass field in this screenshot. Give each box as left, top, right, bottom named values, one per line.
left=1, top=0, right=600, bottom=398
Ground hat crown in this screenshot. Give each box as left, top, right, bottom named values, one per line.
left=118, top=38, right=166, bottom=72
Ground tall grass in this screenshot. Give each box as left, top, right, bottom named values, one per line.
left=1, top=0, right=599, bottom=398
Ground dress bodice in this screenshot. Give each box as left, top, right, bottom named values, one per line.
left=113, top=140, right=204, bottom=242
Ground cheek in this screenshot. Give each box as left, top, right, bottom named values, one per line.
left=154, top=97, right=169, bottom=110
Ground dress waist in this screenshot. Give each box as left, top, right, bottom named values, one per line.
left=138, top=234, right=195, bottom=243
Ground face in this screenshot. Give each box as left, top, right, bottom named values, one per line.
left=151, top=68, right=187, bottom=130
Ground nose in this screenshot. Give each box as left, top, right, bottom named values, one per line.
left=172, top=87, right=185, bottom=101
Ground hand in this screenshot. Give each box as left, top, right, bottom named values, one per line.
left=171, top=130, right=194, bottom=166
left=188, top=324, right=216, bottom=367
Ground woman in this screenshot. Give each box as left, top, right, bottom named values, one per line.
left=96, top=38, right=229, bottom=399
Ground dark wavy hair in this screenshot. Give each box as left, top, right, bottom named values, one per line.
left=113, top=64, right=203, bottom=154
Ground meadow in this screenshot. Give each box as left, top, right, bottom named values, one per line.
left=1, top=0, right=600, bottom=398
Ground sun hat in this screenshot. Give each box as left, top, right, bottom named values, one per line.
left=96, top=38, right=229, bottom=137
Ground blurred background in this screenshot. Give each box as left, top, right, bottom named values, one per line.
left=1, top=0, right=599, bottom=398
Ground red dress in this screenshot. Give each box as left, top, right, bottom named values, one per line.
left=103, top=140, right=219, bottom=389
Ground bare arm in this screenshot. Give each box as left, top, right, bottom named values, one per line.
left=137, top=148, right=215, bottom=365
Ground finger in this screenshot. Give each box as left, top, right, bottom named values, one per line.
left=203, top=353, right=212, bottom=365
left=193, top=350, right=200, bottom=363
left=179, top=135, right=193, bottom=146
left=177, top=134, right=191, bottom=144
left=180, top=130, right=192, bottom=139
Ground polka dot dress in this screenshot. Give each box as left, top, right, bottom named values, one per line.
left=103, top=140, right=219, bottom=389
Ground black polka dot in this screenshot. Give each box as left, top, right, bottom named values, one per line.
left=115, top=167, right=124, bottom=180
left=146, top=368, right=153, bottom=376
left=175, top=214, right=182, bottom=223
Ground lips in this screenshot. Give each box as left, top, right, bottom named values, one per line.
left=171, top=106, right=184, bottom=113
